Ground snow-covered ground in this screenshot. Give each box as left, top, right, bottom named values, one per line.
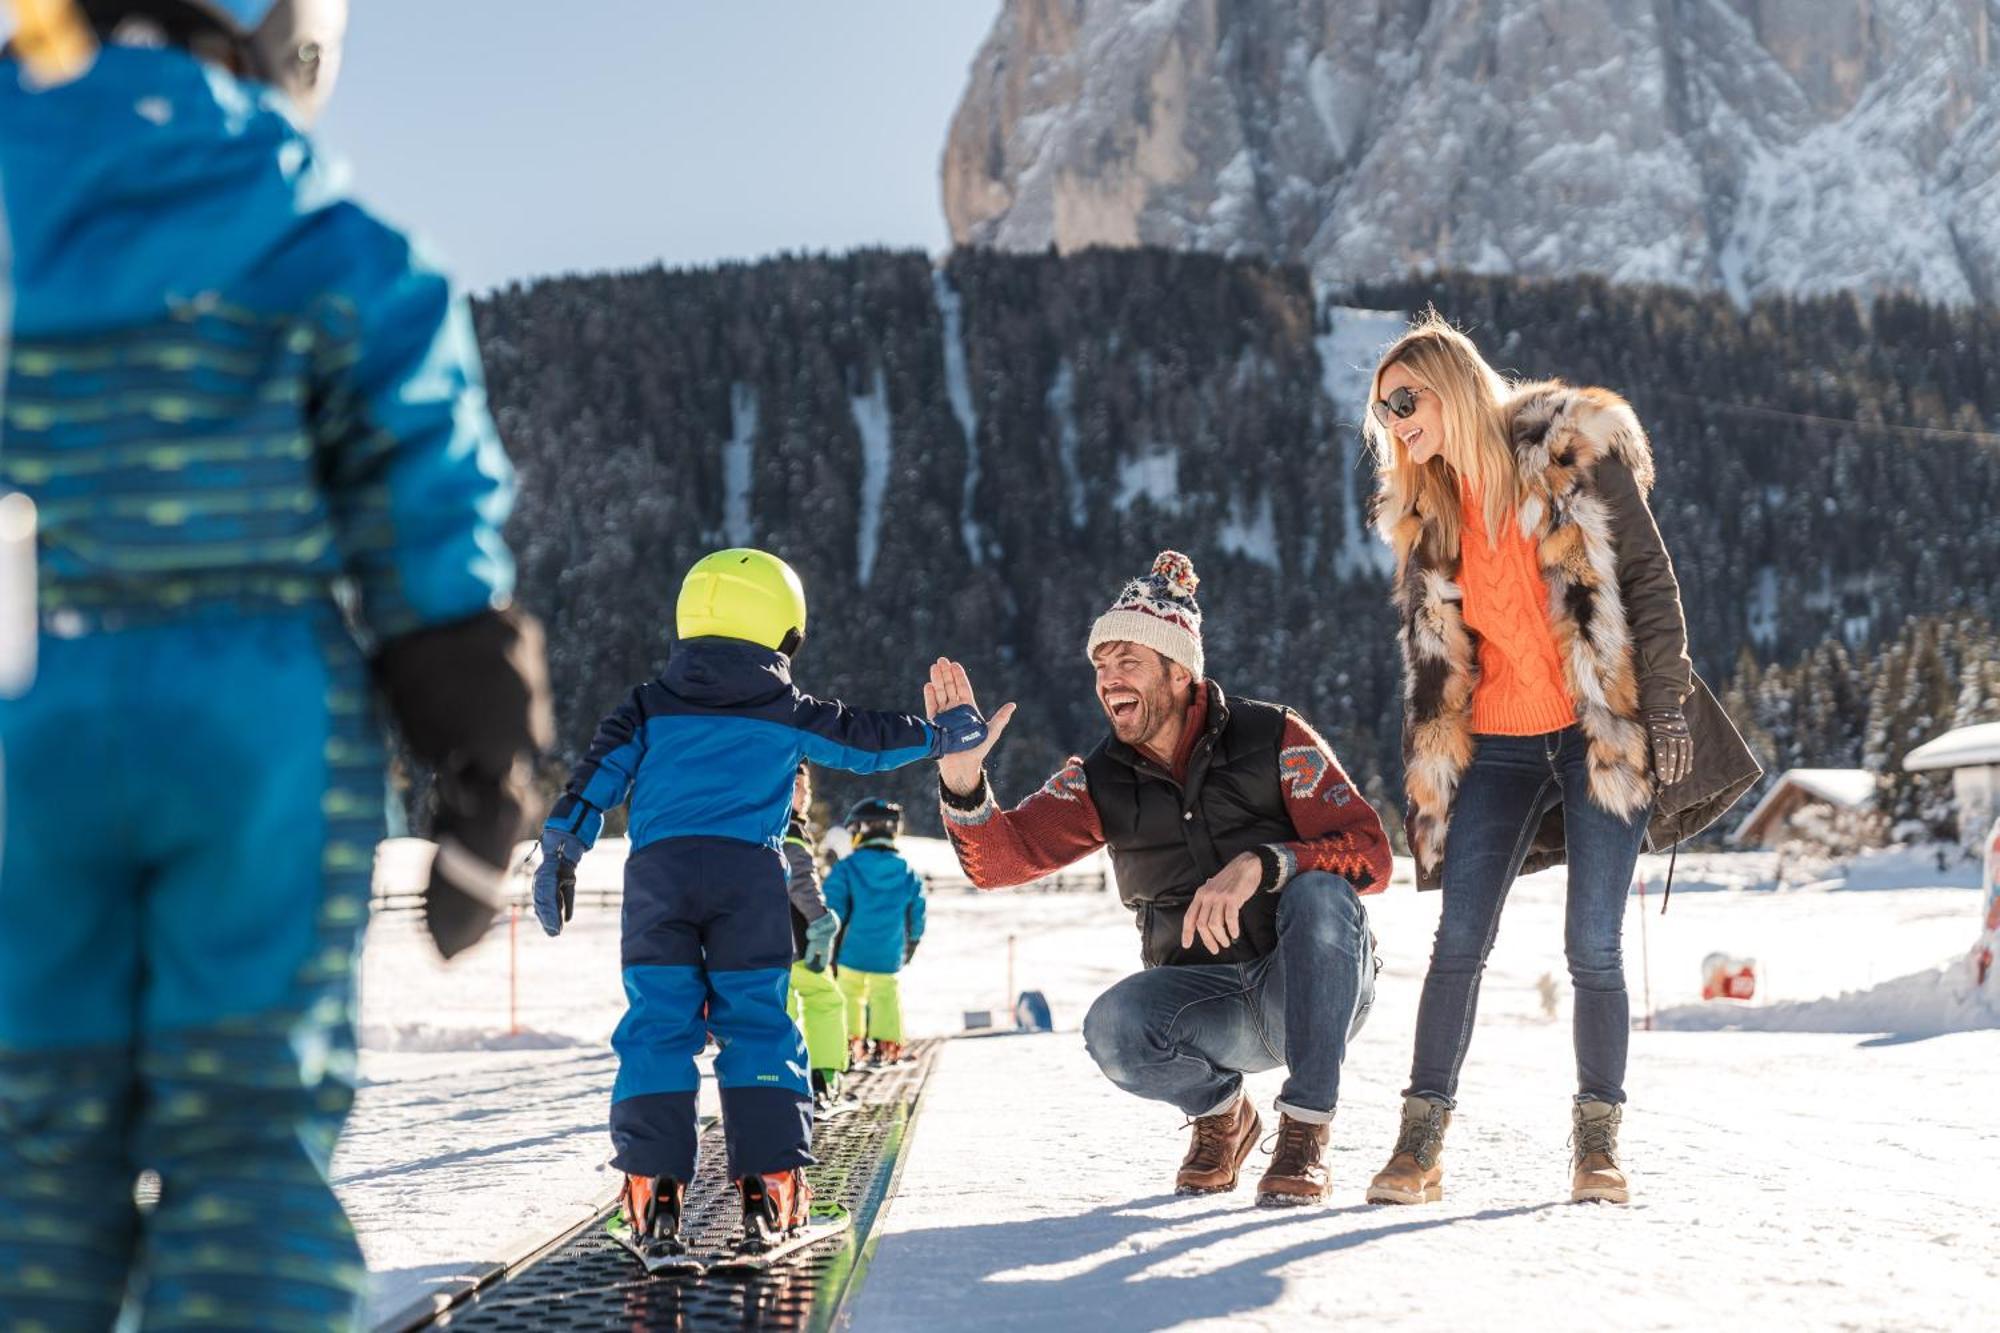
left=854, top=845, right=2000, bottom=1333
left=339, top=843, right=635, bottom=1326
left=341, top=840, right=2000, bottom=1331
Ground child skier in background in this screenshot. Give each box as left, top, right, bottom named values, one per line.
left=532, top=549, right=989, bottom=1258
left=826, top=799, right=928, bottom=1066
left=785, top=763, right=851, bottom=1110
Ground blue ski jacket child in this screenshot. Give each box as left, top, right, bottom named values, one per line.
left=824, top=843, right=927, bottom=975
left=543, top=637, right=962, bottom=1183
left=0, top=42, right=521, bottom=1332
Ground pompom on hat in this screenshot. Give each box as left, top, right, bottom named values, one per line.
left=1086, top=550, right=1204, bottom=679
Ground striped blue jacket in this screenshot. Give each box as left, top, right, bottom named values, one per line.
left=0, top=45, right=513, bottom=638
left=546, top=639, right=944, bottom=854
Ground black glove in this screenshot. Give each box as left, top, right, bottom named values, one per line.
left=903, top=938, right=919, bottom=966
left=1644, top=706, right=1693, bottom=788
left=375, top=607, right=554, bottom=960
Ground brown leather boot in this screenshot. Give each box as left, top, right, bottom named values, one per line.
left=1256, top=1114, right=1332, bottom=1207
left=1571, top=1100, right=1630, bottom=1204
left=1366, top=1096, right=1450, bottom=1204
left=1175, top=1097, right=1261, bottom=1195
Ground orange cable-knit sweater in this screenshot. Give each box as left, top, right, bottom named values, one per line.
left=1460, top=485, right=1578, bottom=735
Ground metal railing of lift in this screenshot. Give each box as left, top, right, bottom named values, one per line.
left=918, top=868, right=1109, bottom=895
left=369, top=866, right=1107, bottom=914
left=369, top=868, right=621, bottom=917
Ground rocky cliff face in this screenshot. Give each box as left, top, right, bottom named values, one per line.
left=943, top=0, right=2000, bottom=304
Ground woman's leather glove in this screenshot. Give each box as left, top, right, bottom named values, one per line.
left=1644, top=706, right=1693, bottom=788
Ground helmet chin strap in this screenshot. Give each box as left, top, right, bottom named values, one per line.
left=778, top=627, right=804, bottom=658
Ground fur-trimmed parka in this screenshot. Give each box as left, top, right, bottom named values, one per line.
left=1377, top=381, right=1761, bottom=890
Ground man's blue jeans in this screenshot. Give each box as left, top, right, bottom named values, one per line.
left=1406, top=726, right=1648, bottom=1108
left=1082, top=873, right=1374, bottom=1123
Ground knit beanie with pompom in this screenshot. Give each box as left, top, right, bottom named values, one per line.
left=1085, top=550, right=1204, bottom=680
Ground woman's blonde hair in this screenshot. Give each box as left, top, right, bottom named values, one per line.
left=1364, top=310, right=1519, bottom=550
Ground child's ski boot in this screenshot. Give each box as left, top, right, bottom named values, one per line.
left=612, top=1173, right=696, bottom=1273
left=738, top=1168, right=812, bottom=1251
left=811, top=1068, right=853, bottom=1116
left=872, top=1039, right=905, bottom=1066
left=708, top=1168, right=851, bottom=1272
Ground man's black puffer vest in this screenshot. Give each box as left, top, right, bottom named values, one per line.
left=1083, top=683, right=1293, bottom=968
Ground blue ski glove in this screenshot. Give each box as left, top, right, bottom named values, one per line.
left=534, top=830, right=585, bottom=936
left=930, top=703, right=990, bottom=756
left=802, top=909, right=841, bottom=973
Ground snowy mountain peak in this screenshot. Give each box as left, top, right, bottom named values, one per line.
left=942, top=0, right=2000, bottom=304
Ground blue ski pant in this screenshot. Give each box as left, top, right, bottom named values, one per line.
left=611, top=837, right=812, bottom=1184
left=0, top=610, right=383, bottom=1332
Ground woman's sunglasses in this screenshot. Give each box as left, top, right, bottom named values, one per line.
left=1370, top=384, right=1425, bottom=426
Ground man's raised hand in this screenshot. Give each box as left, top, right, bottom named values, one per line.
left=925, top=657, right=1015, bottom=797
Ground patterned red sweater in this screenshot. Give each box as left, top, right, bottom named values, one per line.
left=941, top=694, right=1392, bottom=895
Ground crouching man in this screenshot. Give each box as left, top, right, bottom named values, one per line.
left=926, top=552, right=1392, bottom=1206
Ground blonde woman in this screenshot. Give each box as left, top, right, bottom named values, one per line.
left=1361, top=313, right=1757, bottom=1206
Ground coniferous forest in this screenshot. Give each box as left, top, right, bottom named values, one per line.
left=469, top=249, right=2000, bottom=842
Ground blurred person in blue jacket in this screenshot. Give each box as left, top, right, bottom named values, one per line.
left=0, top=1, right=553, bottom=1327
left=824, top=798, right=927, bottom=1066
left=533, top=548, right=989, bottom=1258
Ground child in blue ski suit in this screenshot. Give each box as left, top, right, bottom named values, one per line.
left=0, top=7, right=551, bottom=1328
left=825, top=799, right=927, bottom=1063
left=533, top=548, right=987, bottom=1248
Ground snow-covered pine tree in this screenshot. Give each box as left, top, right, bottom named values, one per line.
left=1951, top=626, right=2000, bottom=730
left=1896, top=624, right=1956, bottom=841
left=1862, top=638, right=1914, bottom=835
left=1805, top=638, right=1865, bottom=768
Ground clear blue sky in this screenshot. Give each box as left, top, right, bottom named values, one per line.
left=316, top=2, right=1000, bottom=291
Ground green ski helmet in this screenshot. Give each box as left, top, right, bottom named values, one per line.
left=675, top=549, right=807, bottom=655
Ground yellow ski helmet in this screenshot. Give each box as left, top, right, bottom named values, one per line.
left=675, top=549, right=808, bottom=654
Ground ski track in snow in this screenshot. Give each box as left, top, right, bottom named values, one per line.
left=1215, top=491, right=1278, bottom=568
left=934, top=269, right=985, bottom=564
left=852, top=368, right=891, bottom=586
left=1046, top=361, right=1088, bottom=528
left=1317, top=304, right=1403, bottom=579
left=721, top=382, right=757, bottom=548
left=1114, top=449, right=1182, bottom=515
left=343, top=844, right=2000, bottom=1329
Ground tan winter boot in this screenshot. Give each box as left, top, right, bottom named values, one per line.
left=1256, top=1114, right=1331, bottom=1207
left=1366, top=1096, right=1450, bottom=1204
left=1571, top=1100, right=1630, bottom=1204
left=1175, top=1097, right=1262, bottom=1195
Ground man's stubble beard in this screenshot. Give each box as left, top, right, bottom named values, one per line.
left=1104, top=677, right=1178, bottom=750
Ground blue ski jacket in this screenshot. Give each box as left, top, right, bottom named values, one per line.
left=824, top=844, right=926, bottom=975
left=0, top=44, right=514, bottom=637
left=545, top=639, right=946, bottom=856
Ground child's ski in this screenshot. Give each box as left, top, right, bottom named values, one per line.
left=605, top=1212, right=705, bottom=1276
left=705, top=1202, right=852, bottom=1274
